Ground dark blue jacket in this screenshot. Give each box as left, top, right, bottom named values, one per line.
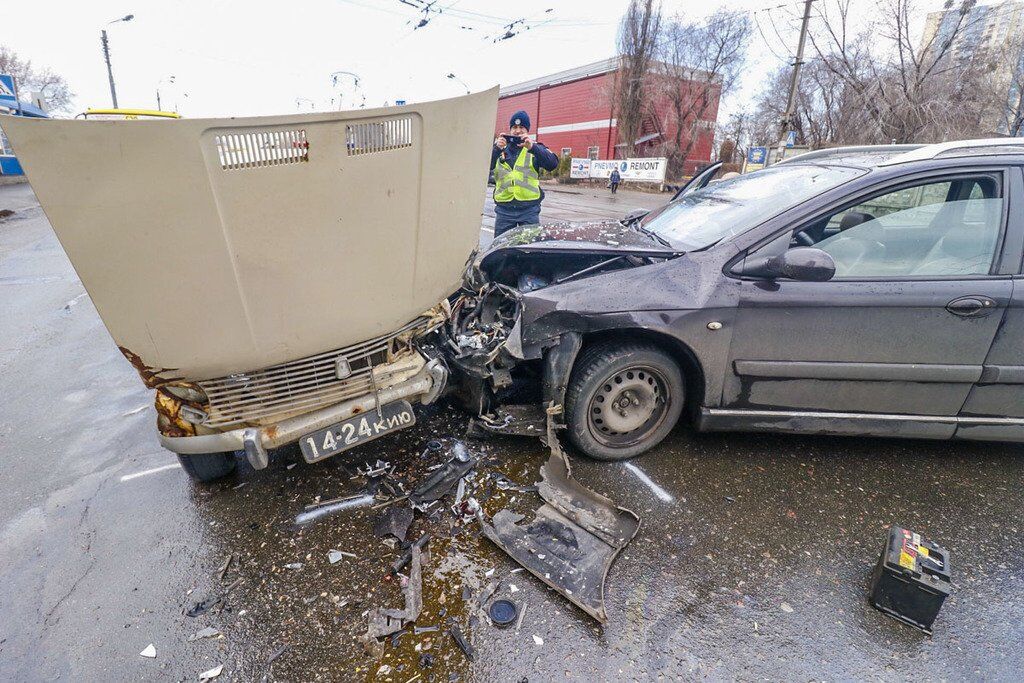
left=490, top=140, right=560, bottom=210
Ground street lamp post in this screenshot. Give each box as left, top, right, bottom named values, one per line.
left=330, top=71, right=361, bottom=110
left=156, top=75, right=175, bottom=111
left=446, top=73, right=470, bottom=94
left=101, top=14, right=135, bottom=109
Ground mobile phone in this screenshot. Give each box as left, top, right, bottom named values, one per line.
left=501, top=134, right=523, bottom=145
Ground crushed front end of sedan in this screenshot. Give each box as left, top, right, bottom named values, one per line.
left=445, top=220, right=684, bottom=454
left=3, top=89, right=499, bottom=481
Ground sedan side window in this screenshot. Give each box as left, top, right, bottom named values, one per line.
left=792, top=178, right=1003, bottom=278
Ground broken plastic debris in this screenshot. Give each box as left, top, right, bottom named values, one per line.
left=515, top=601, right=528, bottom=631
left=373, top=506, right=414, bottom=542
left=328, top=550, right=345, bottom=564
left=294, top=494, right=374, bottom=525
left=198, top=664, right=224, bottom=681
left=392, top=534, right=430, bottom=575
left=409, top=455, right=476, bottom=506
left=139, top=644, right=156, bottom=658
left=532, top=634, right=544, bottom=645
left=188, top=627, right=221, bottom=641
left=356, top=459, right=392, bottom=478
left=267, top=645, right=289, bottom=665
left=781, top=602, right=794, bottom=613
left=480, top=429, right=640, bottom=623
left=364, top=546, right=424, bottom=641
left=283, top=562, right=303, bottom=570
left=451, top=440, right=471, bottom=463
left=449, top=625, right=474, bottom=661
left=185, top=594, right=223, bottom=618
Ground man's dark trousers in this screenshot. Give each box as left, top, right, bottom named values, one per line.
left=493, top=202, right=541, bottom=237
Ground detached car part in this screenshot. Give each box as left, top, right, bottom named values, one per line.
left=480, top=415, right=640, bottom=622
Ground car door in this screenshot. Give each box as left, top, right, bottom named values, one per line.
left=957, top=165, right=1024, bottom=441
left=721, top=170, right=1014, bottom=434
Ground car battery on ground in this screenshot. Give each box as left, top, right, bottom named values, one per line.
left=869, top=526, right=951, bottom=634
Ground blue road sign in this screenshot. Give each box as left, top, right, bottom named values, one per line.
left=0, top=74, right=18, bottom=109
left=785, top=130, right=797, bottom=148
left=748, top=147, right=767, bottom=164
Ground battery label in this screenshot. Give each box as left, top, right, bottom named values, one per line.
left=899, top=550, right=916, bottom=569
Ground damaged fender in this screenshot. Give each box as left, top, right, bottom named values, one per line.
left=480, top=415, right=640, bottom=623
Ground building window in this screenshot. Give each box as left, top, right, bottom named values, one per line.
left=587, top=146, right=599, bottom=160
left=561, top=147, right=571, bottom=157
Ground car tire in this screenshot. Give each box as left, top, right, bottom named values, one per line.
left=177, top=452, right=237, bottom=483
left=565, top=342, right=684, bottom=461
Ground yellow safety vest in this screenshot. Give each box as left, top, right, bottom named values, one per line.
left=493, top=146, right=541, bottom=203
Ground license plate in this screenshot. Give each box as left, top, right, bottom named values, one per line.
left=299, top=400, right=416, bottom=463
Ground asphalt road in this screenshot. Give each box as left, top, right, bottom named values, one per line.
left=3, top=181, right=1024, bottom=681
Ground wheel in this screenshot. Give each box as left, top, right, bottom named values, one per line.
left=564, top=342, right=684, bottom=461
left=177, top=452, right=236, bottom=483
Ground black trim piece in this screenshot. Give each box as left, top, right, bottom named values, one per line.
left=978, top=365, right=1024, bottom=384
left=732, top=360, right=982, bottom=383
left=999, top=166, right=1024, bottom=275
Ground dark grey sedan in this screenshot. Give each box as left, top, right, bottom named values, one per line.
left=451, top=139, right=1024, bottom=460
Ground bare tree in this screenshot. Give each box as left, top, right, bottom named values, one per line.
left=993, top=33, right=1024, bottom=136
left=0, top=46, right=73, bottom=115
left=807, top=0, right=986, bottom=143
left=652, top=10, right=751, bottom=175
left=615, top=0, right=662, bottom=158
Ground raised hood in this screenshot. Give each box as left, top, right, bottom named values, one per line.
left=3, top=88, right=498, bottom=380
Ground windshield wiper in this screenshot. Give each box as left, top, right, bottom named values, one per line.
left=631, top=223, right=675, bottom=250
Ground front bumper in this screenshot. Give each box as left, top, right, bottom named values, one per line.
left=160, top=359, right=447, bottom=468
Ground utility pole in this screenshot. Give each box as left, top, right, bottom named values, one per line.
left=778, top=0, right=815, bottom=161
left=101, top=15, right=135, bottom=109
left=101, top=30, right=118, bottom=108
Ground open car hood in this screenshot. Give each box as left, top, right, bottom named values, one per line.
left=2, top=88, right=498, bottom=380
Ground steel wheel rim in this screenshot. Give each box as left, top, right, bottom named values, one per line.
left=586, top=364, right=670, bottom=448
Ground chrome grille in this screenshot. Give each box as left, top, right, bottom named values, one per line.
left=199, top=318, right=430, bottom=428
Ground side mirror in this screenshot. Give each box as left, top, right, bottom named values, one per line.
left=765, top=247, right=836, bottom=282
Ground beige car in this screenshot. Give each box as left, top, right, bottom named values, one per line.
left=3, top=89, right=498, bottom=481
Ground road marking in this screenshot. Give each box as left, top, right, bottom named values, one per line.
left=623, top=462, right=674, bottom=503
left=120, top=463, right=181, bottom=482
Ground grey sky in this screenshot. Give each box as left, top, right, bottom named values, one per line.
left=6, top=0, right=953, bottom=120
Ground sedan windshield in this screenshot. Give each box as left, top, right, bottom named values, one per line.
left=641, top=164, right=865, bottom=251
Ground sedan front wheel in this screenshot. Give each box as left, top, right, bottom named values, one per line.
left=564, top=342, right=685, bottom=461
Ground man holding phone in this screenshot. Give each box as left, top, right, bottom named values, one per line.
left=490, top=110, right=559, bottom=236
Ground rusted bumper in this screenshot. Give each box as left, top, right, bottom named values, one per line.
left=159, top=359, right=447, bottom=467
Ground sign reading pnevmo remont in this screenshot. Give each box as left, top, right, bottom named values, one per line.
left=570, top=157, right=668, bottom=182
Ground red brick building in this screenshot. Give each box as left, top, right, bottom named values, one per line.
left=495, top=57, right=720, bottom=176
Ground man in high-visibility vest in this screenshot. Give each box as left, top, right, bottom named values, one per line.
left=490, top=110, right=559, bottom=237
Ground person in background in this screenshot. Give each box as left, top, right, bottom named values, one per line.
left=490, top=110, right=559, bottom=237
left=609, top=167, right=621, bottom=194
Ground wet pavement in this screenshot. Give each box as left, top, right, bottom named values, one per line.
left=3, top=182, right=1024, bottom=681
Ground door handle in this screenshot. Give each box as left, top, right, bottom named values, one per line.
left=946, top=296, right=996, bottom=317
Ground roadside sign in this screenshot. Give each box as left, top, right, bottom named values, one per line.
left=0, top=74, right=19, bottom=110
left=395, top=99, right=406, bottom=106
left=570, top=158, right=591, bottom=179
left=748, top=147, right=767, bottom=164
left=785, top=130, right=797, bottom=148
left=589, top=158, right=667, bottom=182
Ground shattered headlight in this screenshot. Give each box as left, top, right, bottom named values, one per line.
left=162, top=383, right=208, bottom=404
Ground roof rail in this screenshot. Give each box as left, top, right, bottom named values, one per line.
left=878, top=138, right=1024, bottom=166
left=775, top=144, right=921, bottom=165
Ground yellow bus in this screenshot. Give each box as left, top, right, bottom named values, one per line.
left=76, top=109, right=182, bottom=120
